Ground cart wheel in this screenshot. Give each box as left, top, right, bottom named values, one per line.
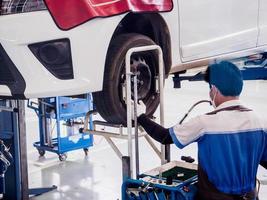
left=79, top=128, right=84, bottom=133
left=83, top=148, right=89, bottom=156
left=59, top=154, right=67, bottom=161
left=38, top=149, right=45, bottom=157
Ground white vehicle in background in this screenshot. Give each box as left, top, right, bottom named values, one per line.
left=0, top=0, right=266, bottom=124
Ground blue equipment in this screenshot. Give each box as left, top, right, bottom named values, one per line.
left=28, top=94, right=94, bottom=161
left=122, top=161, right=198, bottom=200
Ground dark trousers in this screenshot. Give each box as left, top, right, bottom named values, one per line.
left=197, top=166, right=257, bottom=200
left=196, top=189, right=257, bottom=200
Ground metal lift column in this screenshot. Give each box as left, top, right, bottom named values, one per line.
left=0, top=100, right=28, bottom=200
left=0, top=100, right=56, bottom=200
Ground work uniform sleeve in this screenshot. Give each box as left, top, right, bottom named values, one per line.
left=137, top=114, right=173, bottom=144
left=169, top=116, right=205, bottom=149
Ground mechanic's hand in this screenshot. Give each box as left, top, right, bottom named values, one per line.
left=137, top=100, right=146, bottom=117
left=131, top=100, right=146, bottom=119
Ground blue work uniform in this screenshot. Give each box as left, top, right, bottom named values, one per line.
left=169, top=100, right=267, bottom=198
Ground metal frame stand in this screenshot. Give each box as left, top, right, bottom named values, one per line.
left=0, top=100, right=56, bottom=200
left=125, top=45, right=167, bottom=178
left=83, top=45, right=168, bottom=179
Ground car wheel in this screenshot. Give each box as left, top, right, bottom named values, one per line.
left=93, top=33, right=161, bottom=125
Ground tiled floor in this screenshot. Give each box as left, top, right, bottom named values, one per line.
left=27, top=77, right=267, bottom=199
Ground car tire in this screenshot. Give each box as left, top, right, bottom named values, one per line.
left=93, top=33, right=161, bottom=125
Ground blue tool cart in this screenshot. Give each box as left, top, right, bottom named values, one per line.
left=122, top=161, right=198, bottom=200
left=28, top=94, right=94, bottom=161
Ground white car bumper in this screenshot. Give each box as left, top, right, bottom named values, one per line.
left=0, top=11, right=122, bottom=98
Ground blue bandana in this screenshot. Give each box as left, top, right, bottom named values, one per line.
left=208, top=61, right=243, bottom=96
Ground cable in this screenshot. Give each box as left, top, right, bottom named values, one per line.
left=179, top=100, right=212, bottom=124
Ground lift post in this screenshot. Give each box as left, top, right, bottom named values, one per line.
left=0, top=100, right=29, bottom=200
left=0, top=100, right=56, bottom=200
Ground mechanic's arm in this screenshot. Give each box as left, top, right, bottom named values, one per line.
left=137, top=114, right=173, bottom=144
left=136, top=101, right=204, bottom=148
left=137, top=113, right=204, bottom=148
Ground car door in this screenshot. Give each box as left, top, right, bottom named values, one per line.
left=178, top=0, right=259, bottom=62
left=257, top=0, right=267, bottom=46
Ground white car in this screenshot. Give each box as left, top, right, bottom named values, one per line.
left=0, top=0, right=266, bottom=124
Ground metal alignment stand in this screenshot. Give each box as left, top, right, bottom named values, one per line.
left=125, top=45, right=167, bottom=178
left=83, top=45, right=168, bottom=179
left=0, top=100, right=56, bottom=200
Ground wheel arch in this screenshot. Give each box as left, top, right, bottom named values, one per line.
left=108, top=13, right=172, bottom=75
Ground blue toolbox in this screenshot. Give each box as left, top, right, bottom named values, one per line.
left=28, top=94, right=94, bottom=161
left=122, top=161, right=198, bottom=200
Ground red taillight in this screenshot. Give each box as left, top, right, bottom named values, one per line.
left=1, top=0, right=46, bottom=15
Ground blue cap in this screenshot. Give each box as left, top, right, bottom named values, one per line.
left=208, top=61, right=243, bottom=96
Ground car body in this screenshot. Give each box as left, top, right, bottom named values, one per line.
left=0, top=0, right=266, bottom=123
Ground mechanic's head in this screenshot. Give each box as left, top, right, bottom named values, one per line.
left=205, top=61, right=243, bottom=108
